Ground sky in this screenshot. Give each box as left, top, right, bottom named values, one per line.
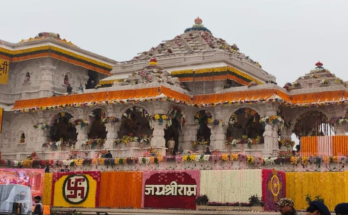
left=1, top=0, right=348, bottom=86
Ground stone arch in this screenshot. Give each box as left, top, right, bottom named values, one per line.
left=292, top=110, right=332, bottom=138
left=119, top=104, right=151, bottom=117
left=118, top=106, right=152, bottom=139
left=289, top=108, right=331, bottom=133
left=63, top=71, right=73, bottom=86
left=9, top=114, right=36, bottom=147
left=226, top=107, right=264, bottom=140
left=49, top=112, right=77, bottom=141
left=88, top=108, right=107, bottom=139
left=48, top=110, right=75, bottom=126
left=165, top=106, right=185, bottom=154
left=18, top=67, right=34, bottom=86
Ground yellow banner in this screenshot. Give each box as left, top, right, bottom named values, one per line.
left=53, top=173, right=98, bottom=207
left=0, top=108, right=3, bottom=134
left=0, top=59, right=9, bottom=84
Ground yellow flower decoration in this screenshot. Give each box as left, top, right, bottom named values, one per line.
left=290, top=156, right=298, bottom=165
left=154, top=114, right=160, bottom=120
left=302, top=157, right=309, bottom=166
left=115, top=158, right=120, bottom=164
left=190, top=155, right=196, bottom=161
left=162, top=115, right=168, bottom=120
left=92, top=158, right=98, bottom=165
left=333, top=156, right=338, bottom=163
left=221, top=154, right=229, bottom=161
left=98, top=158, right=105, bottom=165
left=183, top=155, right=188, bottom=161
left=323, top=156, right=330, bottom=164
left=231, top=154, right=239, bottom=161
left=247, top=155, right=254, bottom=164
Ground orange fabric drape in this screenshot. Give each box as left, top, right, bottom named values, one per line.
left=99, top=172, right=143, bottom=208
left=301, top=136, right=318, bottom=156
left=11, top=86, right=348, bottom=111
left=333, top=136, right=348, bottom=156
left=160, top=86, right=191, bottom=103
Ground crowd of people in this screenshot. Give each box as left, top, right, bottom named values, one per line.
left=276, top=197, right=348, bottom=215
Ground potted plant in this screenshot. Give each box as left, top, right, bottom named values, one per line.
left=195, top=195, right=209, bottom=210
left=249, top=195, right=264, bottom=211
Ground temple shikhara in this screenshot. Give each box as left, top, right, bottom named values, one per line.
left=0, top=18, right=348, bottom=212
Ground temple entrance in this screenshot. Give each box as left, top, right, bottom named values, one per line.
left=165, top=107, right=186, bottom=154
left=226, top=108, right=264, bottom=141
left=293, top=110, right=332, bottom=138
left=194, top=110, right=212, bottom=143
left=88, top=108, right=107, bottom=139
left=118, top=106, right=153, bottom=139
left=49, top=112, right=77, bottom=141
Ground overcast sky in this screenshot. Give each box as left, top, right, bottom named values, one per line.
left=1, top=0, right=348, bottom=86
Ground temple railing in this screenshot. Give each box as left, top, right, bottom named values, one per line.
left=301, top=135, right=348, bottom=156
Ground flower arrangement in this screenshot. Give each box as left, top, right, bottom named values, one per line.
left=212, top=119, right=225, bottom=126
left=301, top=156, right=309, bottom=166
left=320, top=79, right=329, bottom=85
left=259, top=115, right=284, bottom=130
left=33, top=123, right=49, bottom=130
left=292, top=82, right=301, bottom=88
left=168, top=107, right=186, bottom=126
left=150, top=114, right=169, bottom=126
left=114, top=135, right=139, bottom=145
left=330, top=116, right=348, bottom=125
left=71, top=119, right=89, bottom=128
left=42, top=142, right=59, bottom=151
left=279, top=139, right=295, bottom=149
left=334, top=78, right=343, bottom=84
left=122, top=106, right=149, bottom=119
left=192, top=136, right=210, bottom=146
left=228, top=113, right=238, bottom=125
left=225, top=137, right=236, bottom=147
left=139, top=134, right=152, bottom=145
left=102, top=116, right=120, bottom=124
left=230, top=135, right=253, bottom=148
left=194, top=110, right=213, bottom=124
left=283, top=82, right=292, bottom=91
left=82, top=138, right=106, bottom=149
left=2, top=153, right=348, bottom=169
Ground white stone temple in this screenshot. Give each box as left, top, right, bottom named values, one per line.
left=1, top=18, right=347, bottom=161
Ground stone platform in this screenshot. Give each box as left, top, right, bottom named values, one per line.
left=51, top=208, right=320, bottom=215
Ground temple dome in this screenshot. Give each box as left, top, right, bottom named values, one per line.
left=284, top=62, right=345, bottom=90
left=128, top=18, right=262, bottom=69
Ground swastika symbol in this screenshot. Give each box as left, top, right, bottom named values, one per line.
left=67, top=178, right=86, bottom=198
left=63, top=175, right=89, bottom=204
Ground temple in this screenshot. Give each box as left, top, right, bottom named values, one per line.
left=0, top=18, right=348, bottom=212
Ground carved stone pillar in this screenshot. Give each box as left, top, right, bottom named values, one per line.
left=272, top=124, right=280, bottom=156
left=105, top=123, right=121, bottom=149
left=334, top=124, right=347, bottom=135
left=280, top=127, right=292, bottom=140
left=263, top=123, right=273, bottom=157
left=211, top=106, right=226, bottom=151
left=151, top=122, right=166, bottom=148
left=182, top=124, right=200, bottom=151
left=36, top=111, right=49, bottom=151
left=150, top=103, right=170, bottom=156
left=38, top=58, right=57, bottom=98
left=211, top=125, right=227, bottom=151
left=76, top=126, right=89, bottom=149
